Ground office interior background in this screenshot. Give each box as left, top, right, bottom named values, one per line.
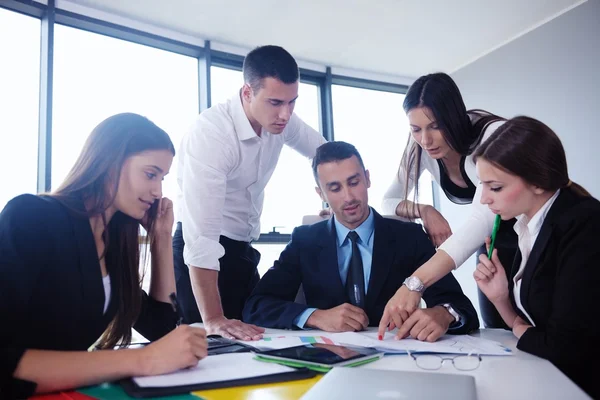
left=1, top=0, right=598, bottom=324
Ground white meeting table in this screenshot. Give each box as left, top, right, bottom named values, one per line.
left=229, top=326, right=589, bottom=400
left=360, top=328, right=590, bottom=400
left=191, top=325, right=590, bottom=399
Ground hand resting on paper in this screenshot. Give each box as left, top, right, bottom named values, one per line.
left=394, top=306, right=455, bottom=342
left=204, top=316, right=264, bottom=341
left=306, top=303, right=369, bottom=332
left=377, top=285, right=423, bottom=339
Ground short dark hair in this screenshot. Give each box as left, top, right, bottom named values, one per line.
left=312, top=141, right=366, bottom=185
left=243, top=45, right=299, bottom=92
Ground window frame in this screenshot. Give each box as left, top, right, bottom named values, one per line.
left=0, top=0, right=440, bottom=243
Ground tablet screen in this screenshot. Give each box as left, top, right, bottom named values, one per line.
left=260, top=343, right=380, bottom=365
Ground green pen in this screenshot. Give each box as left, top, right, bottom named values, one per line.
left=487, top=214, right=501, bottom=259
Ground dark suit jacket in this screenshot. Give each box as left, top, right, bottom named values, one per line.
left=243, top=210, right=478, bottom=333
left=508, top=188, right=600, bottom=398
left=0, top=195, right=177, bottom=399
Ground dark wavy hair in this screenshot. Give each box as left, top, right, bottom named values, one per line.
left=400, top=72, right=504, bottom=217
left=473, top=115, right=589, bottom=197
left=49, top=112, right=175, bottom=349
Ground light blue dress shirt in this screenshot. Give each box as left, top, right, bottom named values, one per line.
left=293, top=209, right=375, bottom=328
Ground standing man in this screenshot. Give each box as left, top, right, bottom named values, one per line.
left=174, top=45, right=326, bottom=340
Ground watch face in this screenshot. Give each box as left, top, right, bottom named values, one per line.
left=407, top=277, right=419, bottom=290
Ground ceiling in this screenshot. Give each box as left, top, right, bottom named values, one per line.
left=58, top=0, right=585, bottom=79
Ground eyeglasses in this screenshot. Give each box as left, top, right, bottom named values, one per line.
left=407, top=350, right=482, bottom=371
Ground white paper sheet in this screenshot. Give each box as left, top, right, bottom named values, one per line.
left=239, top=333, right=341, bottom=350
left=132, top=352, right=295, bottom=388
left=329, top=331, right=512, bottom=355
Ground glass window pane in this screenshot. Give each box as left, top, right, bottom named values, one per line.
left=0, top=9, right=40, bottom=210
left=332, top=85, right=434, bottom=214
left=52, top=25, right=199, bottom=211
left=253, top=243, right=286, bottom=277
left=261, top=82, right=321, bottom=234
left=210, top=66, right=243, bottom=105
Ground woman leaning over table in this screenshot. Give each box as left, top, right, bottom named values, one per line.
left=381, top=72, right=518, bottom=328
left=0, top=113, right=207, bottom=398
left=473, top=116, right=599, bottom=398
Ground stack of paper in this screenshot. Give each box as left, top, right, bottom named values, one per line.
left=328, top=331, right=512, bottom=355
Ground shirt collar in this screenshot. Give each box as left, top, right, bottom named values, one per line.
left=334, top=207, right=375, bottom=247
left=230, top=91, right=260, bottom=142
left=514, top=189, right=560, bottom=238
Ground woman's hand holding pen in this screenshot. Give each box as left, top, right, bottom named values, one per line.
left=474, top=237, right=508, bottom=304
left=136, top=325, right=208, bottom=376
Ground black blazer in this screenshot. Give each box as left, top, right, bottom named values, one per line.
left=0, top=195, right=177, bottom=399
left=509, top=188, right=600, bottom=398
left=243, top=210, right=479, bottom=333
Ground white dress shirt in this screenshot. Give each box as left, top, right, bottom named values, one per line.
left=512, top=189, right=560, bottom=326
left=177, top=92, right=326, bottom=271
left=382, top=119, right=505, bottom=269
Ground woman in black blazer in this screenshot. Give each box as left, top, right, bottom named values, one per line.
left=473, top=116, right=599, bottom=398
left=0, top=113, right=207, bottom=398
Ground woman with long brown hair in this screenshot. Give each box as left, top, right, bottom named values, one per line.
left=381, top=72, right=517, bottom=328
left=473, top=116, right=599, bottom=398
left=0, top=113, right=207, bottom=398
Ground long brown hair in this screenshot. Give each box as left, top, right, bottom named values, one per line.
left=49, top=113, right=175, bottom=349
left=473, top=116, right=590, bottom=197
left=399, top=73, right=504, bottom=217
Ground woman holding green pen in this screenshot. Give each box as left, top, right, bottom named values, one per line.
left=473, top=116, right=599, bottom=398
left=381, top=72, right=518, bottom=328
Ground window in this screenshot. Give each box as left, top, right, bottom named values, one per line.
left=0, top=9, right=40, bottom=210
left=332, top=85, right=434, bottom=214
left=211, top=67, right=322, bottom=275
left=52, top=25, right=199, bottom=211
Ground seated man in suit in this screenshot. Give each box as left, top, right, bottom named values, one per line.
left=243, top=141, right=479, bottom=340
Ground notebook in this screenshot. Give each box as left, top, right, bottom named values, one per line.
left=121, top=352, right=315, bottom=398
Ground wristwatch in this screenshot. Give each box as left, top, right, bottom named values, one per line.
left=442, top=303, right=460, bottom=323
left=402, top=276, right=425, bottom=294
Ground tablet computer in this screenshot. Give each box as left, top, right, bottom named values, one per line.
left=256, top=343, right=384, bottom=369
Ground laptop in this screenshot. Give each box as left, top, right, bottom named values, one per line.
left=301, top=367, right=477, bottom=400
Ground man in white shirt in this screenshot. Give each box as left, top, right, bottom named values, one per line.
left=173, top=45, right=326, bottom=340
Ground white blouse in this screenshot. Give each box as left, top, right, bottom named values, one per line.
left=512, top=190, right=560, bottom=326
left=382, top=120, right=504, bottom=269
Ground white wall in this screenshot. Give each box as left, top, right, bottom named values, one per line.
left=442, top=0, right=600, bottom=321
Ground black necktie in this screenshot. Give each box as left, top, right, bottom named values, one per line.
left=346, top=231, right=365, bottom=309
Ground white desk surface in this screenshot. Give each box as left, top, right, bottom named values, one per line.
left=198, top=325, right=590, bottom=400
left=362, top=328, right=589, bottom=400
